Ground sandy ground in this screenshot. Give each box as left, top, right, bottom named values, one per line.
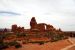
left=69, top=37, right=75, bottom=43
left=61, top=37, right=75, bottom=50
left=68, top=46, right=75, bottom=50
left=5, top=39, right=72, bottom=50
left=67, top=37, right=75, bottom=50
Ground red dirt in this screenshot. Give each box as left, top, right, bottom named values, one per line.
left=5, top=39, right=72, bottom=50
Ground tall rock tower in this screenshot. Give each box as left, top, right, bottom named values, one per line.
left=11, top=24, right=17, bottom=33
left=30, top=17, right=37, bottom=30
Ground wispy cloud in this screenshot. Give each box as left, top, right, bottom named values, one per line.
left=0, top=11, right=20, bottom=16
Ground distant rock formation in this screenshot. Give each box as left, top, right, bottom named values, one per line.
left=30, top=17, right=37, bottom=30
left=11, top=24, right=17, bottom=33
left=30, top=17, right=57, bottom=32
left=11, top=24, right=24, bottom=33
left=11, top=17, right=62, bottom=34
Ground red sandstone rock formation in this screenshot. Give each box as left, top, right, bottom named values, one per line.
left=11, top=24, right=24, bottom=33
left=30, top=17, right=37, bottom=30
left=11, top=17, right=63, bottom=35
left=30, top=17, right=57, bottom=32
left=11, top=24, right=17, bottom=33
left=37, top=23, right=46, bottom=31
left=46, top=24, right=55, bottom=31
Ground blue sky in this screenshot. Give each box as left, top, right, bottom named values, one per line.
left=0, top=0, right=75, bottom=31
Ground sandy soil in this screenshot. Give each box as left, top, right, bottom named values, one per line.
left=67, top=38, right=75, bottom=50
left=5, top=39, right=72, bottom=50
left=68, top=46, right=75, bottom=50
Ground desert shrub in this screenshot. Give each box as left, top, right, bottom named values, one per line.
left=51, top=34, right=64, bottom=42
left=8, top=41, right=18, bottom=46
left=15, top=43, right=22, bottom=48
left=0, top=41, right=9, bottom=50
left=16, top=33, right=26, bottom=38
left=39, top=41, right=44, bottom=45
left=30, top=41, right=44, bottom=45
left=8, top=41, right=22, bottom=48
left=22, top=41, right=27, bottom=44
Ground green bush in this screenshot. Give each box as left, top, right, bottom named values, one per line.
left=0, top=41, right=9, bottom=50
left=8, top=41, right=22, bottom=48
left=8, top=41, right=18, bottom=46
left=15, top=43, right=22, bottom=48
left=51, top=34, right=64, bottom=42
left=39, top=42, right=44, bottom=45
left=30, top=41, right=44, bottom=45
